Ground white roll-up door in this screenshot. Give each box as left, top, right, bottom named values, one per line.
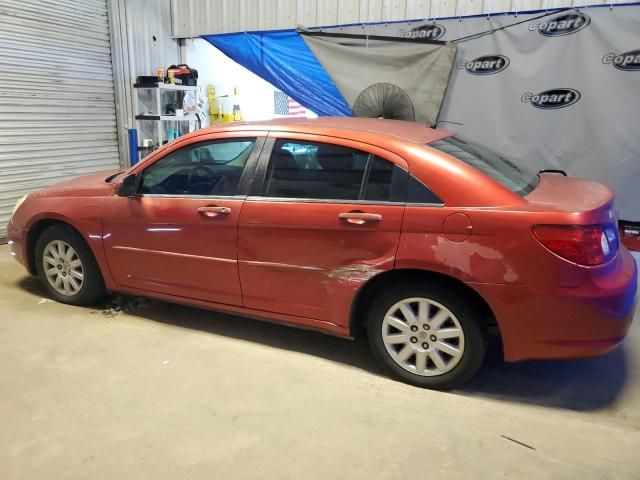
left=0, top=0, right=120, bottom=241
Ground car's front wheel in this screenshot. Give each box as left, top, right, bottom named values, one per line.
left=35, top=224, right=106, bottom=305
left=367, top=283, right=487, bottom=390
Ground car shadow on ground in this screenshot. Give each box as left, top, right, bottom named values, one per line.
left=19, top=275, right=629, bottom=412
left=459, top=336, right=628, bottom=411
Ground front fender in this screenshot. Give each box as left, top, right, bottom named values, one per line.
left=18, top=196, right=116, bottom=291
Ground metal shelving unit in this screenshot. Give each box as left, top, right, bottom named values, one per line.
left=134, top=82, right=200, bottom=150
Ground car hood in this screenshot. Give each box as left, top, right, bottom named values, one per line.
left=31, top=169, right=121, bottom=198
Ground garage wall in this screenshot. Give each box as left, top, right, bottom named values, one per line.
left=170, top=0, right=635, bottom=37
left=0, top=0, right=121, bottom=241
left=108, top=0, right=180, bottom=158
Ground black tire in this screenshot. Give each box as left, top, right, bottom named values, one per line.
left=367, top=282, right=487, bottom=390
left=35, top=224, right=106, bottom=305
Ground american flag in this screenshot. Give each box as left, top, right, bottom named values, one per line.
left=274, top=91, right=306, bottom=117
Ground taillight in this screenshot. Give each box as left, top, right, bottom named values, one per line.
left=532, top=224, right=619, bottom=266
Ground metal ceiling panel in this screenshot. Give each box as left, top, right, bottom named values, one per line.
left=170, top=0, right=635, bottom=37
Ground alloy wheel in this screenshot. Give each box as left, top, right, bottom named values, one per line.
left=42, top=240, right=84, bottom=296
left=381, top=297, right=465, bottom=376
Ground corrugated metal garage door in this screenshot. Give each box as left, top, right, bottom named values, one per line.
left=0, top=0, right=120, bottom=242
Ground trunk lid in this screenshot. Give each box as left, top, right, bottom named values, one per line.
left=526, top=174, right=616, bottom=222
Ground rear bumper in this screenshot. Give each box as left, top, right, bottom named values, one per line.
left=6, top=218, right=29, bottom=270
left=471, top=248, right=637, bottom=362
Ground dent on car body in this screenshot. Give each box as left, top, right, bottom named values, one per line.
left=325, top=263, right=386, bottom=286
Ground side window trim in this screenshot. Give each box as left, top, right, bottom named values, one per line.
left=249, top=133, right=443, bottom=207
left=405, top=202, right=445, bottom=207
left=358, top=154, right=374, bottom=200
left=136, top=136, right=266, bottom=198
left=251, top=134, right=410, bottom=205
left=236, top=136, right=267, bottom=196
left=249, top=136, right=276, bottom=197
left=245, top=196, right=407, bottom=205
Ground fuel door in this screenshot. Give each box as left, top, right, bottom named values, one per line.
left=443, top=212, right=472, bottom=242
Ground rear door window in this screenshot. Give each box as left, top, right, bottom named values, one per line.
left=263, top=139, right=405, bottom=202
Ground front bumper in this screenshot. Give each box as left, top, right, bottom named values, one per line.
left=471, top=248, right=637, bottom=362
left=6, top=218, right=28, bottom=269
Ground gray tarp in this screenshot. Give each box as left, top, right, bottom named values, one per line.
left=302, top=33, right=456, bottom=126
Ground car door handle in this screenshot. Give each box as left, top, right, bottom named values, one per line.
left=338, top=212, right=382, bottom=225
left=197, top=206, right=231, bottom=217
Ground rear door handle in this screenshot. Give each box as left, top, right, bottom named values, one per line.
left=197, top=206, right=231, bottom=217
left=338, top=212, right=382, bottom=225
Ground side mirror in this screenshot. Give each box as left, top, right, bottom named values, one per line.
left=118, top=173, right=138, bottom=197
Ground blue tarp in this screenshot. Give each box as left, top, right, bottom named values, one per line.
left=202, top=30, right=352, bottom=117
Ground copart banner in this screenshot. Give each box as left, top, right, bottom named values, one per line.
left=320, top=5, right=640, bottom=220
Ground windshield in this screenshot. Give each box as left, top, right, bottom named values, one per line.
left=428, top=136, right=539, bottom=195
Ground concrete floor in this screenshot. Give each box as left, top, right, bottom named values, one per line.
left=1, top=244, right=639, bottom=479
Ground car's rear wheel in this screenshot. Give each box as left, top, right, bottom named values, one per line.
left=35, top=224, right=106, bottom=305
left=367, top=283, right=487, bottom=390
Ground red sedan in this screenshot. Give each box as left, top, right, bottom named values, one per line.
left=7, top=118, right=637, bottom=389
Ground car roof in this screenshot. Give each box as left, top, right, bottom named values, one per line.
left=194, top=117, right=454, bottom=145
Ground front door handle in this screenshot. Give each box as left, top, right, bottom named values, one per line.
left=197, top=206, right=231, bottom=217
left=338, top=212, right=382, bottom=225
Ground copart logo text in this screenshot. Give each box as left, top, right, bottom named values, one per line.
left=398, top=24, right=446, bottom=41
left=528, top=12, right=590, bottom=36
left=521, top=89, right=581, bottom=109
left=457, top=55, right=510, bottom=75
left=602, top=50, right=640, bottom=71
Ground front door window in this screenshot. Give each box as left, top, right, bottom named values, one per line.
left=140, top=138, right=256, bottom=196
